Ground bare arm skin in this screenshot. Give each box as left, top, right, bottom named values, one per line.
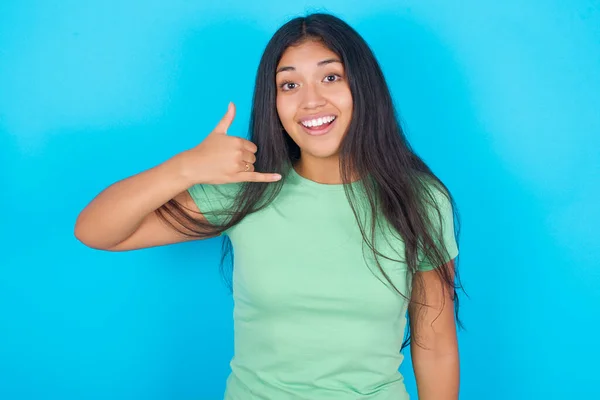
left=74, top=102, right=281, bottom=252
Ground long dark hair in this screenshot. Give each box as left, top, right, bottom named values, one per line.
left=158, top=12, right=463, bottom=349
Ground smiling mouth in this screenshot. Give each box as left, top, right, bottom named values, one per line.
left=299, top=116, right=337, bottom=136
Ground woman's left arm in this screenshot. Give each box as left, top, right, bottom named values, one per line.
left=410, top=259, right=460, bottom=400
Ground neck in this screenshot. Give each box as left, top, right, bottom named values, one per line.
left=294, top=154, right=359, bottom=184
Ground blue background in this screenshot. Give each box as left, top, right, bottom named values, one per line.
left=1, top=1, right=599, bottom=399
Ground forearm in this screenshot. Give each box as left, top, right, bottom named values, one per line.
left=413, top=350, right=459, bottom=400
left=74, top=153, right=194, bottom=249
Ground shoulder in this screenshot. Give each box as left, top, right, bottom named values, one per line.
left=416, top=173, right=453, bottom=212
left=188, top=182, right=242, bottom=204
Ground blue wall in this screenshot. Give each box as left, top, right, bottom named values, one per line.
left=1, top=1, right=598, bottom=399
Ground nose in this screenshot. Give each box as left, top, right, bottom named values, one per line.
left=300, top=82, right=326, bottom=110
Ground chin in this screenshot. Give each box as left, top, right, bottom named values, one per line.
left=288, top=129, right=346, bottom=159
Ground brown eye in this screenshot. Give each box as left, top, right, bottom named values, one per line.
left=324, top=74, right=341, bottom=83
left=279, top=81, right=297, bottom=91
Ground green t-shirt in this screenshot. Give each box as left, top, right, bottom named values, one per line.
left=187, top=166, right=458, bottom=400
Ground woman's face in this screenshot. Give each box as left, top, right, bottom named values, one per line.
left=275, top=40, right=353, bottom=160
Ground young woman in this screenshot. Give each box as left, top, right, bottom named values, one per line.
left=75, top=13, right=462, bottom=400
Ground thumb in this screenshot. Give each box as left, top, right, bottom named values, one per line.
left=212, top=102, right=236, bottom=135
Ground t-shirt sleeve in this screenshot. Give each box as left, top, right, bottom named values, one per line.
left=186, top=182, right=240, bottom=234
left=417, top=182, right=459, bottom=272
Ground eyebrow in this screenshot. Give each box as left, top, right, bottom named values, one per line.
left=276, top=58, right=342, bottom=74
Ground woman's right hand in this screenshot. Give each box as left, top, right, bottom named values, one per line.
left=180, top=102, right=282, bottom=185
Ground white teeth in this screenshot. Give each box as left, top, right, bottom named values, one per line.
left=301, top=116, right=336, bottom=128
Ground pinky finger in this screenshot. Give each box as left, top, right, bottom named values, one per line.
left=240, top=172, right=282, bottom=182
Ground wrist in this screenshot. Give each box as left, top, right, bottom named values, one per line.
left=162, top=151, right=197, bottom=188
